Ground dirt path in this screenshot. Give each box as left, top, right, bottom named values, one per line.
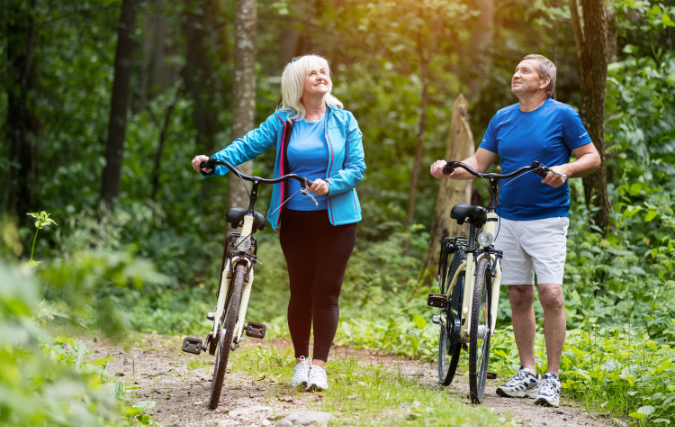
left=96, top=335, right=617, bottom=427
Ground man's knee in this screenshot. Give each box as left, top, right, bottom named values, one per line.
left=509, top=285, right=535, bottom=308
left=538, top=284, right=565, bottom=311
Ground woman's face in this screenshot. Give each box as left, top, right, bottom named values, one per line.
left=303, top=64, right=331, bottom=98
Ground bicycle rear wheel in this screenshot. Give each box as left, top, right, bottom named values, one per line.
left=208, top=263, right=245, bottom=410
left=439, top=272, right=463, bottom=385
left=469, top=258, right=491, bottom=404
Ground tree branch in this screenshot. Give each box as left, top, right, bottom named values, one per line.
left=568, top=0, right=585, bottom=60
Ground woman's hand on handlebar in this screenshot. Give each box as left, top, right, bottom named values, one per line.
left=192, top=155, right=211, bottom=173
left=309, top=178, right=329, bottom=196
left=430, top=160, right=453, bottom=179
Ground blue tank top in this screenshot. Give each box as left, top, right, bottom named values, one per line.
left=286, top=117, right=329, bottom=211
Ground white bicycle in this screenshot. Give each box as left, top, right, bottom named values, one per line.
left=181, top=158, right=315, bottom=410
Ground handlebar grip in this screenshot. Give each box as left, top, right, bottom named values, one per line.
left=442, top=162, right=459, bottom=175
left=199, top=160, right=215, bottom=171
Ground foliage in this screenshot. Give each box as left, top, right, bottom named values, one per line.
left=25, top=211, right=58, bottom=266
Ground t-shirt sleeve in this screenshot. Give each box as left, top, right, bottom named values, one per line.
left=562, top=106, right=593, bottom=150
left=478, top=115, right=498, bottom=154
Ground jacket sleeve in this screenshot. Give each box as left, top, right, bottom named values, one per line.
left=326, top=112, right=366, bottom=196
left=202, top=114, right=279, bottom=177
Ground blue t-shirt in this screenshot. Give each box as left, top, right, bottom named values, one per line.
left=286, top=117, right=329, bottom=211
left=479, top=98, right=592, bottom=220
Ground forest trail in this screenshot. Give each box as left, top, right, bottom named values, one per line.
left=97, top=334, right=617, bottom=427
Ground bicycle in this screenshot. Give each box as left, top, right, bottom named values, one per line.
left=427, top=160, right=555, bottom=404
left=181, top=158, right=315, bottom=410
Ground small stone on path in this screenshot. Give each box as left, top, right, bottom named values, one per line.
left=228, top=405, right=273, bottom=417
left=275, top=410, right=332, bottom=426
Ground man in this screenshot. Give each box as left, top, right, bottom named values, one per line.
left=430, top=54, right=600, bottom=408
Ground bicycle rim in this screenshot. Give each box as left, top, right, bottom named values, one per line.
left=208, top=264, right=245, bottom=410
left=469, top=258, right=491, bottom=404
left=439, top=273, right=463, bottom=385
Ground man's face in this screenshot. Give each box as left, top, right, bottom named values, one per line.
left=511, top=59, right=549, bottom=96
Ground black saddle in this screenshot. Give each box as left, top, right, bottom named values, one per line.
left=225, top=207, right=267, bottom=232
left=450, top=204, right=487, bottom=226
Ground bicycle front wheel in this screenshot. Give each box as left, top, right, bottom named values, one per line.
left=208, top=263, right=245, bottom=410
left=469, top=258, right=492, bottom=404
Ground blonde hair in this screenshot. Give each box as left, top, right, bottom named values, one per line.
left=279, top=54, right=343, bottom=120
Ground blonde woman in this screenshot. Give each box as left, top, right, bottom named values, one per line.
left=191, top=55, right=365, bottom=391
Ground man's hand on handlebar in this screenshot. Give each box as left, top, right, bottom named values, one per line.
left=192, top=155, right=212, bottom=173
left=540, top=165, right=568, bottom=188
left=309, top=179, right=329, bottom=196
left=430, top=160, right=453, bottom=179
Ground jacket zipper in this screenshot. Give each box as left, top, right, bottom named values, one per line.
left=325, top=108, right=336, bottom=225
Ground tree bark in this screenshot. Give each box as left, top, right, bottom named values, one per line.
left=405, top=16, right=443, bottom=229
left=418, top=95, right=474, bottom=288
left=468, top=0, right=494, bottom=99
left=568, top=0, right=612, bottom=232
left=228, top=0, right=257, bottom=224
left=183, top=0, right=219, bottom=154
left=6, top=0, right=39, bottom=218
left=151, top=80, right=184, bottom=201
left=100, top=0, right=138, bottom=206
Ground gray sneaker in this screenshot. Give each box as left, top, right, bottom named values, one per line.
left=496, top=367, right=541, bottom=398
left=306, top=364, right=328, bottom=391
left=291, top=356, right=310, bottom=387
left=535, top=374, right=561, bottom=407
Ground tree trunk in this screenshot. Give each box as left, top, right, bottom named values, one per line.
left=418, top=95, right=474, bottom=288
left=228, top=0, right=257, bottom=224
left=569, top=0, right=612, bottom=232
left=405, top=17, right=443, bottom=229
left=6, top=0, right=38, bottom=218
left=151, top=80, right=184, bottom=201
left=183, top=0, right=219, bottom=154
left=100, top=0, right=138, bottom=206
left=468, top=0, right=494, bottom=99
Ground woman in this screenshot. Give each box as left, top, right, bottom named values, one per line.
left=191, top=55, right=365, bottom=391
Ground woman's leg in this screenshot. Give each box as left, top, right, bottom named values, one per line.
left=310, top=219, right=357, bottom=363
left=280, top=209, right=318, bottom=360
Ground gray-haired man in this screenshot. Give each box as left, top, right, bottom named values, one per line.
left=431, top=54, right=600, bottom=407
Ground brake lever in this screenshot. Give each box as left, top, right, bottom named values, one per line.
left=541, top=166, right=567, bottom=178
left=300, top=180, right=319, bottom=206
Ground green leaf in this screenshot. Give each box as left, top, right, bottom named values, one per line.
left=638, top=405, right=655, bottom=416
left=133, top=401, right=156, bottom=411
left=412, top=314, right=427, bottom=329
left=629, top=412, right=646, bottom=420
left=644, top=211, right=658, bottom=222
left=662, top=13, right=675, bottom=27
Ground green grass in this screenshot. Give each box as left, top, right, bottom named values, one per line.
left=230, top=345, right=513, bottom=426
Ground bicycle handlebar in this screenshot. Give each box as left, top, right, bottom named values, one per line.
left=201, top=159, right=312, bottom=188
left=442, top=160, right=551, bottom=180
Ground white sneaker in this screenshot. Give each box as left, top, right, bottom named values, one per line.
left=535, top=374, right=561, bottom=407
left=306, top=364, right=328, bottom=391
left=495, top=367, right=541, bottom=398
left=291, top=356, right=310, bottom=387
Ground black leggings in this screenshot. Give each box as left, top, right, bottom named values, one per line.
left=280, top=209, right=357, bottom=361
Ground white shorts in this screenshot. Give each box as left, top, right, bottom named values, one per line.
left=494, top=216, right=569, bottom=285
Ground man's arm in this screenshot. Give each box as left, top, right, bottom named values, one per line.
left=430, top=148, right=498, bottom=180
left=541, top=143, right=601, bottom=188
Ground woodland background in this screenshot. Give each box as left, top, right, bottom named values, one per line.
left=1, top=0, right=675, bottom=425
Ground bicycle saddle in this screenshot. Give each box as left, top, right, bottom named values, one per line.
left=225, top=207, right=267, bottom=232
left=450, top=204, right=487, bottom=225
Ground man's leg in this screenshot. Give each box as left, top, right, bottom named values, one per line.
left=537, top=283, right=565, bottom=375
left=509, top=285, right=536, bottom=372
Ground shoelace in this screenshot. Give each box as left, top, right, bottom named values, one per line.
left=539, top=378, right=559, bottom=396
left=505, top=370, right=531, bottom=386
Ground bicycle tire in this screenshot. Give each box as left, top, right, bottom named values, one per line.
left=439, top=272, right=463, bottom=385
left=469, top=258, right=491, bottom=404
left=208, top=263, right=245, bottom=410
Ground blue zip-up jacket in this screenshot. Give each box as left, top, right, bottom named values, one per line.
left=204, top=104, right=365, bottom=231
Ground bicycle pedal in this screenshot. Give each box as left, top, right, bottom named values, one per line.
left=245, top=321, right=266, bottom=339
left=181, top=337, right=203, bottom=355
left=207, top=312, right=215, bottom=321
left=487, top=372, right=498, bottom=380
left=432, top=315, right=441, bottom=324
left=427, top=293, right=448, bottom=308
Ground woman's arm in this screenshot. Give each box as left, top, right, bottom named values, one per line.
left=326, top=112, right=366, bottom=196
left=197, top=114, right=280, bottom=176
